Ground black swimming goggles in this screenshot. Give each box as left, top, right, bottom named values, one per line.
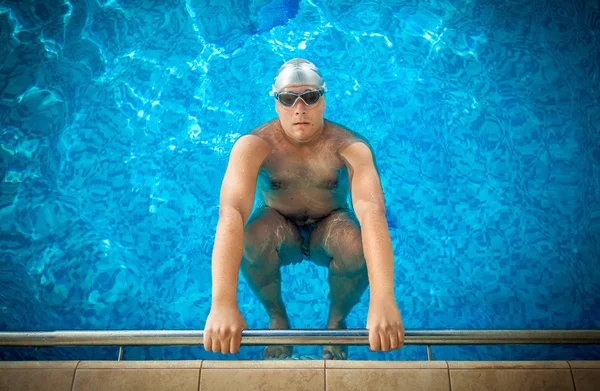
left=274, top=89, right=325, bottom=107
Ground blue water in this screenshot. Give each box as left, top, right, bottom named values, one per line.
left=0, top=0, right=599, bottom=361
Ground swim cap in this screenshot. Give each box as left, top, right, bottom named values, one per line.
left=270, top=58, right=327, bottom=95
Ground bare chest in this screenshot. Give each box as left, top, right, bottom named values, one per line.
left=258, top=150, right=347, bottom=191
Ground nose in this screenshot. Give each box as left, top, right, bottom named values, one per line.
left=294, top=98, right=307, bottom=114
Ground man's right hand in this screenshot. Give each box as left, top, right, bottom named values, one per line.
left=203, top=304, right=248, bottom=354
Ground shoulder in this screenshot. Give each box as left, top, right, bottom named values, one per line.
left=324, top=120, right=374, bottom=163
left=229, top=121, right=277, bottom=162
left=246, top=119, right=283, bottom=148
left=238, top=119, right=282, bottom=147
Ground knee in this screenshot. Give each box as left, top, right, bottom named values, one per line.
left=328, top=233, right=366, bottom=277
left=243, top=222, right=275, bottom=267
left=242, top=209, right=284, bottom=267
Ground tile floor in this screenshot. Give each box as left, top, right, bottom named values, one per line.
left=0, top=360, right=598, bottom=391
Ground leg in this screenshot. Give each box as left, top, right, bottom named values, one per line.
left=309, top=209, right=369, bottom=359
left=241, top=206, right=303, bottom=359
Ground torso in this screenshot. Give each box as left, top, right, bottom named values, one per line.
left=251, top=119, right=364, bottom=225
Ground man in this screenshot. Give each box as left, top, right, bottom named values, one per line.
left=203, top=58, right=404, bottom=360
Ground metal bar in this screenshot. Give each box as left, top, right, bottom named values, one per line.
left=0, top=329, right=599, bottom=347
left=118, top=346, right=124, bottom=361
left=427, top=345, right=432, bottom=361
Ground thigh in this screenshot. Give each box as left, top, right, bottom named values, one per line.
left=244, top=206, right=303, bottom=266
left=308, top=208, right=364, bottom=269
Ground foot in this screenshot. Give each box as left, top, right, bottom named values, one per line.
left=322, top=320, right=348, bottom=360
left=263, top=316, right=293, bottom=359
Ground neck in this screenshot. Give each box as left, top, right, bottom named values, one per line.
left=279, top=120, right=325, bottom=147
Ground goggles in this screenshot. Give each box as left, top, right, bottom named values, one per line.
left=273, top=89, right=324, bottom=107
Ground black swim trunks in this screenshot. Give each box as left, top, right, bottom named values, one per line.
left=297, top=223, right=317, bottom=259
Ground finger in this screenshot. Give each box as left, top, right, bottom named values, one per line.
left=389, top=328, right=399, bottom=350
left=203, top=330, right=212, bottom=352
left=379, top=328, right=390, bottom=352
left=369, top=328, right=381, bottom=351
left=397, top=328, right=405, bottom=348
left=220, top=330, right=231, bottom=354
left=221, top=338, right=230, bottom=354
left=230, top=328, right=242, bottom=354
left=211, top=337, right=221, bottom=353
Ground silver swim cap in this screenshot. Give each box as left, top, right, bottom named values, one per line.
left=270, top=58, right=327, bottom=95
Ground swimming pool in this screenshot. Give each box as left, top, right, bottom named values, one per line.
left=0, top=0, right=599, bottom=361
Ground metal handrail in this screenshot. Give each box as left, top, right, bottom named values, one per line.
left=1, top=329, right=599, bottom=347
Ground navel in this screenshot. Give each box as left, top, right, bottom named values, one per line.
left=270, top=180, right=282, bottom=190
left=325, top=179, right=338, bottom=189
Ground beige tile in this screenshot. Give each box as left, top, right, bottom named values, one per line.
left=200, top=367, right=324, bottom=391
left=448, top=361, right=570, bottom=369
left=0, top=364, right=76, bottom=391
left=73, top=368, right=200, bottom=391
left=450, top=368, right=574, bottom=391
left=568, top=361, right=600, bottom=369
left=0, top=361, right=79, bottom=369
left=571, top=369, right=600, bottom=391
left=77, top=360, right=202, bottom=369
left=326, top=367, right=450, bottom=391
left=326, top=360, right=447, bottom=369
left=202, top=359, right=323, bottom=369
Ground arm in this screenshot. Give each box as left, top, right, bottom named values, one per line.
left=340, top=141, right=404, bottom=352
left=340, top=141, right=395, bottom=300
left=211, top=134, right=271, bottom=306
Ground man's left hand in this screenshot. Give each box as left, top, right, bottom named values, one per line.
left=366, top=295, right=405, bottom=352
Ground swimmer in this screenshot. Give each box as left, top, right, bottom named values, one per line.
left=203, top=59, right=405, bottom=360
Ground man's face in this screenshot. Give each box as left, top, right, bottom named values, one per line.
left=275, top=84, right=326, bottom=144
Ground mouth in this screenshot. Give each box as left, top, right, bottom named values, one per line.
left=294, top=122, right=310, bottom=125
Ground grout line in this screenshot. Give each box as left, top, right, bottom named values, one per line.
left=70, top=369, right=76, bottom=391
left=70, top=361, right=80, bottom=391
left=447, top=361, right=452, bottom=391
left=566, top=361, right=577, bottom=391
left=323, top=360, right=326, bottom=391
left=198, top=365, right=202, bottom=391
left=199, top=360, right=204, bottom=391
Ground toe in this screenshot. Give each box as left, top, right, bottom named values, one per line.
left=264, top=346, right=292, bottom=360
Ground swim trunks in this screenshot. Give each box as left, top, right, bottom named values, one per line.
left=297, top=223, right=316, bottom=259
left=255, top=204, right=351, bottom=260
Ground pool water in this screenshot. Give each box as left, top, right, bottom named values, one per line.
left=0, top=0, right=599, bottom=361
